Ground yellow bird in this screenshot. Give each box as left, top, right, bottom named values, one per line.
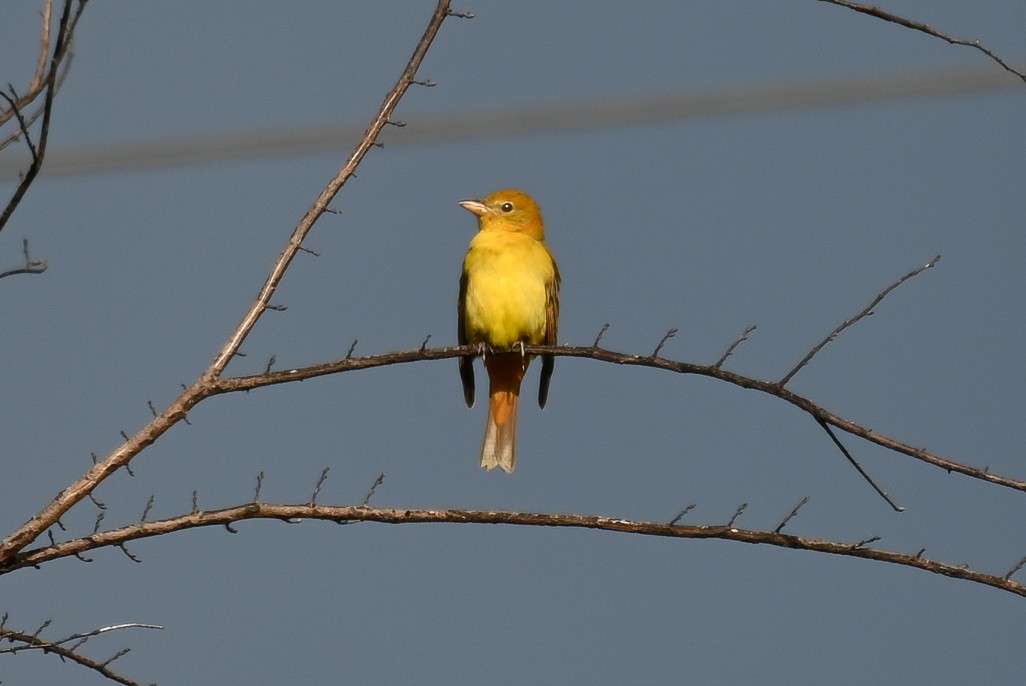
left=458, top=189, right=560, bottom=472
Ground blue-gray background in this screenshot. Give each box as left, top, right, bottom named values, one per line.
left=1, top=2, right=1024, bottom=683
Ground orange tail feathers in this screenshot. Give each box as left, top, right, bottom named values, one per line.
left=481, top=353, right=529, bottom=472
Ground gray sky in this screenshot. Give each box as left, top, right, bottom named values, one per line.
left=2, top=2, right=1025, bottom=684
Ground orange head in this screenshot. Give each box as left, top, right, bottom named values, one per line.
left=458, top=189, right=546, bottom=241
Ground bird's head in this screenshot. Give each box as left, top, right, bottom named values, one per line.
left=459, top=189, right=546, bottom=241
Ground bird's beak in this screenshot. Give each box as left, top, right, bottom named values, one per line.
left=458, top=199, right=489, bottom=217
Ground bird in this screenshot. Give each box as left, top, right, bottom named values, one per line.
left=457, top=189, right=560, bottom=472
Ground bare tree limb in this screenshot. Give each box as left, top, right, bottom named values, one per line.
left=188, top=328, right=1022, bottom=497
left=10, top=503, right=1025, bottom=598
left=818, top=0, right=1026, bottom=84
left=0, top=0, right=457, bottom=566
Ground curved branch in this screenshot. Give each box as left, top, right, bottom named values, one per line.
left=0, top=0, right=456, bottom=566
left=9, top=503, right=1025, bottom=598
left=818, top=0, right=1026, bottom=84
left=200, top=341, right=1026, bottom=495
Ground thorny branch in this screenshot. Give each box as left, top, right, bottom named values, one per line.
left=8, top=503, right=1025, bottom=599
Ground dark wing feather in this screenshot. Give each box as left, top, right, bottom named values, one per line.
left=458, top=268, right=475, bottom=407
left=538, top=257, right=560, bottom=409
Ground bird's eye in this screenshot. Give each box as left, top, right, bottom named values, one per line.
left=500, top=202, right=514, bottom=213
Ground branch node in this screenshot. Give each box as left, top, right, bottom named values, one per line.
left=264, top=354, right=277, bottom=374
left=592, top=323, right=610, bottom=348
left=346, top=340, right=359, bottom=359
left=309, top=467, right=331, bottom=506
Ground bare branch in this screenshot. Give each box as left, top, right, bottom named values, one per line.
left=0, top=0, right=457, bottom=566
left=0, top=620, right=161, bottom=686
left=779, top=256, right=940, bottom=386
left=818, top=0, right=1026, bottom=84
left=30, top=0, right=56, bottom=94
left=199, top=338, right=1026, bottom=496
left=10, top=503, right=1025, bottom=598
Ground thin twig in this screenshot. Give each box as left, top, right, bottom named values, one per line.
left=818, top=0, right=1026, bottom=84
left=668, top=504, right=696, bottom=526
left=779, top=256, right=940, bottom=386
left=362, top=473, right=386, bottom=506
left=818, top=419, right=904, bottom=511
left=726, top=503, right=748, bottom=528
left=774, top=496, right=811, bottom=533
left=714, top=324, right=756, bottom=368
left=651, top=328, right=678, bottom=358
left=309, top=467, right=330, bottom=506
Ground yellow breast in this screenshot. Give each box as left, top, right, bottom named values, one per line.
left=461, top=230, right=556, bottom=349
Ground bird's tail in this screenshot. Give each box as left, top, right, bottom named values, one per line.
left=481, top=353, right=528, bottom=472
